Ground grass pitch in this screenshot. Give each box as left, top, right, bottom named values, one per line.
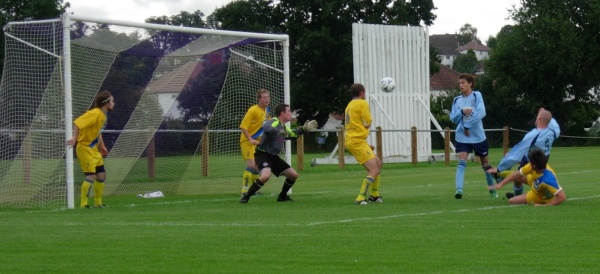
left=1, top=147, right=599, bottom=273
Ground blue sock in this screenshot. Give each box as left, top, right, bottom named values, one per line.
left=484, top=172, right=495, bottom=187
left=455, top=160, right=466, bottom=191
left=514, top=186, right=524, bottom=195
left=482, top=164, right=495, bottom=186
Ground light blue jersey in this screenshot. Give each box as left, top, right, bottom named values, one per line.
left=450, top=91, right=487, bottom=144
left=497, top=118, right=560, bottom=172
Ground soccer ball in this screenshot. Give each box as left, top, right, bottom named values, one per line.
left=379, top=77, right=395, bottom=93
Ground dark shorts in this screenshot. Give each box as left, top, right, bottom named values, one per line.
left=455, top=140, right=489, bottom=157
left=254, top=150, right=290, bottom=177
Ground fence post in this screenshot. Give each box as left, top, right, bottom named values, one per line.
left=147, top=135, right=155, bottom=179
left=411, top=126, right=417, bottom=164
left=297, top=134, right=304, bottom=171
left=376, top=126, right=383, bottom=161
left=23, top=131, right=31, bottom=184
left=338, top=127, right=345, bottom=169
left=201, top=127, right=209, bottom=176
left=503, top=126, right=509, bottom=155
left=444, top=127, right=450, bottom=165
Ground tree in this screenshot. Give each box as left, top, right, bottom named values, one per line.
left=486, top=25, right=514, bottom=50
left=151, top=1, right=436, bottom=126
left=0, top=0, right=68, bottom=78
left=146, top=10, right=207, bottom=28
left=145, top=10, right=207, bottom=54
left=429, top=46, right=441, bottom=76
left=457, top=23, right=479, bottom=45
left=452, top=49, right=478, bottom=73
left=486, top=0, right=600, bottom=137
left=206, top=0, right=276, bottom=32
left=273, top=0, right=436, bottom=124
left=206, top=0, right=436, bottom=124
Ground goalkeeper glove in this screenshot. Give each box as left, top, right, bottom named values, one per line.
left=302, top=120, right=318, bottom=132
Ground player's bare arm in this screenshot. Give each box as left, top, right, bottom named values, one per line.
left=534, top=190, right=566, bottom=206
left=66, top=125, right=80, bottom=147
left=493, top=171, right=521, bottom=190
left=240, top=128, right=258, bottom=145
left=99, top=135, right=108, bottom=157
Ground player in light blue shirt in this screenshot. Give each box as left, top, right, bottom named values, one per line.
left=486, top=108, right=560, bottom=198
left=450, top=74, right=496, bottom=199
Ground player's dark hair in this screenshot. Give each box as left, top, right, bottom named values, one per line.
left=459, top=73, right=475, bottom=88
left=256, top=89, right=270, bottom=100
left=95, top=91, right=113, bottom=108
left=350, top=83, right=365, bottom=97
left=528, top=149, right=547, bottom=170
left=275, top=104, right=289, bottom=116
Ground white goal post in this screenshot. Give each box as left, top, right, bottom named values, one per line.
left=0, top=13, right=290, bottom=209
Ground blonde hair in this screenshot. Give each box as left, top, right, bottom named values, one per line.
left=256, top=89, right=270, bottom=100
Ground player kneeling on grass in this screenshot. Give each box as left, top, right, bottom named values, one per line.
left=240, top=104, right=318, bottom=203
left=491, top=149, right=565, bottom=206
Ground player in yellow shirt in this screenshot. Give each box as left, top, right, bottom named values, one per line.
left=492, top=149, right=565, bottom=206
left=239, top=89, right=270, bottom=196
left=344, top=83, right=383, bottom=205
left=67, top=91, right=115, bottom=208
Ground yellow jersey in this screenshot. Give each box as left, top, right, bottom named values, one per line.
left=520, top=163, right=562, bottom=201
left=74, top=108, right=106, bottom=148
left=240, top=105, right=268, bottom=143
left=344, top=99, right=372, bottom=140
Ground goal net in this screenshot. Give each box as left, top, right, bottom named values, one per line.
left=0, top=15, right=289, bottom=208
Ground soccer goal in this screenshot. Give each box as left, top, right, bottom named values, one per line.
left=0, top=14, right=290, bottom=209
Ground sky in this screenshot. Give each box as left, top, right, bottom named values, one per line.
left=65, top=0, right=521, bottom=44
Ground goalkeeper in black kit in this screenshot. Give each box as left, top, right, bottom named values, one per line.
left=240, top=103, right=318, bottom=203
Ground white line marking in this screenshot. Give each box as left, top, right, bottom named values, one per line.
left=56, top=194, right=600, bottom=227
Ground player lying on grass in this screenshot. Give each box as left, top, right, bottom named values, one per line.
left=486, top=108, right=560, bottom=198
left=490, top=149, right=565, bottom=206
left=240, top=103, right=318, bottom=203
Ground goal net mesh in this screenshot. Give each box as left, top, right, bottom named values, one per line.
left=0, top=18, right=285, bottom=208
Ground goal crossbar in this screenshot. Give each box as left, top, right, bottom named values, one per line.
left=0, top=13, right=290, bottom=209
left=63, top=14, right=291, bottom=209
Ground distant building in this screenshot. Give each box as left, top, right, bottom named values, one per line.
left=429, top=34, right=460, bottom=69
left=430, top=64, right=460, bottom=97
left=456, top=40, right=491, bottom=61
left=430, top=35, right=491, bottom=74
left=145, top=60, right=204, bottom=119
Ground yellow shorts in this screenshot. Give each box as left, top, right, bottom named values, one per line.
left=76, top=144, right=104, bottom=173
left=240, top=140, right=256, bottom=161
left=526, top=190, right=551, bottom=205
left=345, top=138, right=375, bottom=165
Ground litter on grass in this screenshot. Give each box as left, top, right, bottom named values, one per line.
left=137, top=191, right=164, bottom=198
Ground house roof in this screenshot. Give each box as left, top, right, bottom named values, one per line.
left=429, top=34, right=460, bottom=56
left=456, top=40, right=491, bottom=52
left=430, top=64, right=460, bottom=91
